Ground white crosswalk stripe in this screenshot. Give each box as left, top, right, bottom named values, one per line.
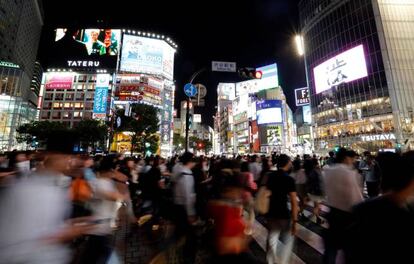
left=252, top=203, right=329, bottom=263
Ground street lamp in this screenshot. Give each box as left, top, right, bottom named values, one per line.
left=295, top=35, right=305, bottom=56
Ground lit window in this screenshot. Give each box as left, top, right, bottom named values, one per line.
left=64, top=103, right=71, bottom=108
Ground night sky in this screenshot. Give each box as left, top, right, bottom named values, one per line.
left=39, top=0, right=307, bottom=126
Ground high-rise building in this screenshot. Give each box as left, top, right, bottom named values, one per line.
left=0, top=0, right=43, bottom=84
left=299, top=0, right=414, bottom=152
left=31, top=61, right=43, bottom=97
left=0, top=0, right=43, bottom=150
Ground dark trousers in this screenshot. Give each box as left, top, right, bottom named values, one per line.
left=366, top=181, right=380, bottom=198
left=170, top=204, right=196, bottom=264
left=80, top=235, right=113, bottom=264
left=323, top=208, right=354, bottom=264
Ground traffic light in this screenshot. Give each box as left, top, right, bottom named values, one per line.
left=238, top=68, right=263, bottom=79
left=396, top=143, right=402, bottom=149
left=188, top=115, right=193, bottom=129
left=197, top=142, right=204, bottom=149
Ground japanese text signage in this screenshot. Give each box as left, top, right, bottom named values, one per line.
left=212, top=61, right=237, bottom=72
left=93, top=74, right=110, bottom=117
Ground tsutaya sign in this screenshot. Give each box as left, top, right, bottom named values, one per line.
left=361, top=133, right=396, bottom=142
left=67, top=60, right=100, bottom=67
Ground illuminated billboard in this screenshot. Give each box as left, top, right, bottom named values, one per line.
left=236, top=79, right=260, bottom=97
left=295, top=87, right=310, bottom=106
left=266, top=126, right=283, bottom=145
left=256, top=100, right=283, bottom=125
left=217, top=83, right=236, bottom=100
left=51, top=28, right=121, bottom=68
left=93, top=74, right=110, bottom=119
left=45, top=73, right=74, bottom=89
left=120, top=35, right=175, bottom=79
left=313, top=45, right=368, bottom=94
left=302, top=105, right=312, bottom=124
left=256, top=63, right=279, bottom=91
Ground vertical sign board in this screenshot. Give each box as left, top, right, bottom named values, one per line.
left=93, top=74, right=110, bottom=119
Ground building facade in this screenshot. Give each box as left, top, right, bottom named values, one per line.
left=0, top=0, right=43, bottom=150
left=40, top=28, right=177, bottom=156
left=216, top=64, right=296, bottom=155
left=299, top=0, right=414, bottom=152
left=40, top=72, right=108, bottom=127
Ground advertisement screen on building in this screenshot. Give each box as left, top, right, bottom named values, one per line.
left=313, top=45, right=368, bottom=94
left=236, top=80, right=260, bottom=97
left=120, top=34, right=175, bottom=79
left=52, top=28, right=121, bottom=68
left=266, top=126, right=282, bottom=146
left=256, top=63, right=279, bottom=91
left=45, top=73, right=74, bottom=89
left=295, top=87, right=310, bottom=106
left=217, top=83, right=236, bottom=100
left=302, top=105, right=312, bottom=124
left=256, top=100, right=283, bottom=125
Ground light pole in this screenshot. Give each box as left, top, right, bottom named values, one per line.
left=295, top=34, right=315, bottom=152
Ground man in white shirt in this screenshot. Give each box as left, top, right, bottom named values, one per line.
left=323, top=148, right=363, bottom=264
left=171, top=152, right=197, bottom=264
left=172, top=152, right=196, bottom=225
left=248, top=155, right=262, bottom=182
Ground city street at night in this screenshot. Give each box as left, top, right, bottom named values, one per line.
left=1, top=0, right=414, bottom=263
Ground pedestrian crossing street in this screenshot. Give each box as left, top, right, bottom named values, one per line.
left=251, top=202, right=334, bottom=264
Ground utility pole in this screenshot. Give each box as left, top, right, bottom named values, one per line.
left=185, top=68, right=206, bottom=152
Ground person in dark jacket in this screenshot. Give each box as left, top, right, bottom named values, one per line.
left=304, top=158, right=324, bottom=224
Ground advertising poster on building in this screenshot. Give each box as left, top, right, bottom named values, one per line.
left=51, top=28, right=121, bottom=68
left=120, top=35, right=175, bottom=79
left=45, top=73, right=74, bottom=89
left=256, top=63, right=279, bottom=91
left=251, top=120, right=260, bottom=153
left=266, top=126, right=283, bottom=146
left=93, top=74, right=110, bottom=119
left=313, top=45, right=368, bottom=94
left=161, top=121, right=170, bottom=144
left=236, top=80, right=260, bottom=97
left=302, top=105, right=312, bottom=124
left=256, top=100, right=283, bottom=125
left=217, top=83, right=236, bottom=100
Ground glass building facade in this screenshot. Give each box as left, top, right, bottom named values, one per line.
left=299, top=0, right=414, bottom=152
left=0, top=66, right=37, bottom=150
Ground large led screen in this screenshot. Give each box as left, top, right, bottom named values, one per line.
left=120, top=35, right=175, bottom=80
left=256, top=63, right=279, bottom=91
left=256, top=100, right=283, bottom=125
left=313, top=45, right=368, bottom=94
left=51, top=28, right=121, bottom=68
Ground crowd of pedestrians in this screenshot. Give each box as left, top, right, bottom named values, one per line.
left=0, top=147, right=413, bottom=264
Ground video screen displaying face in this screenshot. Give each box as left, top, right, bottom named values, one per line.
left=55, top=28, right=121, bottom=57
